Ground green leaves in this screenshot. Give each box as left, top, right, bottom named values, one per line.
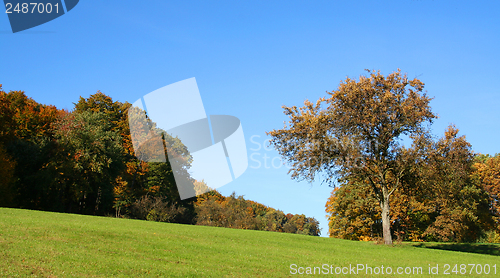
left=50, top=110, right=125, bottom=214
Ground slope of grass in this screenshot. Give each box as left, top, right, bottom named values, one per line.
left=0, top=208, right=498, bottom=277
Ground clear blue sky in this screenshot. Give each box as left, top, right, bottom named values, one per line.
left=1, top=0, right=499, bottom=236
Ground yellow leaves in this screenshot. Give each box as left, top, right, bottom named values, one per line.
left=325, top=189, right=338, bottom=215
left=473, top=154, right=500, bottom=223
left=408, top=232, right=425, bottom=242
left=113, top=177, right=129, bottom=199
left=444, top=124, right=460, bottom=139
left=359, top=235, right=372, bottom=242
left=148, top=185, right=160, bottom=194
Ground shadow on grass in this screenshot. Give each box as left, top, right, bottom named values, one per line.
left=411, top=243, right=500, bottom=256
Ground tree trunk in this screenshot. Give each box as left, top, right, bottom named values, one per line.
left=380, top=197, right=393, bottom=245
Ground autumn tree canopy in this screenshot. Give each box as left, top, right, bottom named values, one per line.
left=268, top=69, right=436, bottom=244
left=473, top=153, right=500, bottom=231
left=326, top=126, right=495, bottom=243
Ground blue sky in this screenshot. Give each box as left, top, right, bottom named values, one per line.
left=1, top=0, right=499, bottom=236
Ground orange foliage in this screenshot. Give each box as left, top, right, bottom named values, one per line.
left=474, top=154, right=500, bottom=230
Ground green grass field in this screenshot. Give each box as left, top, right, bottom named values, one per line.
left=0, top=208, right=498, bottom=277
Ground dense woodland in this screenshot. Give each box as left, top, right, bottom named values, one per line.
left=0, top=85, right=320, bottom=236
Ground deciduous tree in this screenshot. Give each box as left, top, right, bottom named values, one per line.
left=268, top=69, right=436, bottom=244
left=422, top=126, right=493, bottom=242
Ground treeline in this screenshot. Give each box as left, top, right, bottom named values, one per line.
left=0, top=85, right=319, bottom=236
left=326, top=127, right=500, bottom=243
left=133, top=191, right=320, bottom=236
left=195, top=191, right=320, bottom=235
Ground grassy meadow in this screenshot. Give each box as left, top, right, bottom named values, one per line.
left=0, top=208, right=498, bottom=277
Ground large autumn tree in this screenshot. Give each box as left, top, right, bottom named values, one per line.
left=268, top=69, right=436, bottom=244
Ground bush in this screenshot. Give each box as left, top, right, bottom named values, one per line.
left=131, top=195, right=186, bottom=223
left=477, top=230, right=500, bottom=243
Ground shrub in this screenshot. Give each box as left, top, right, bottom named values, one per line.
left=131, top=195, right=186, bottom=223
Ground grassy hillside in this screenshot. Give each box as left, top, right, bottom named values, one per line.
left=0, top=208, right=498, bottom=277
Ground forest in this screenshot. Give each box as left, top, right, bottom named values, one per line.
left=0, top=85, right=320, bottom=236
